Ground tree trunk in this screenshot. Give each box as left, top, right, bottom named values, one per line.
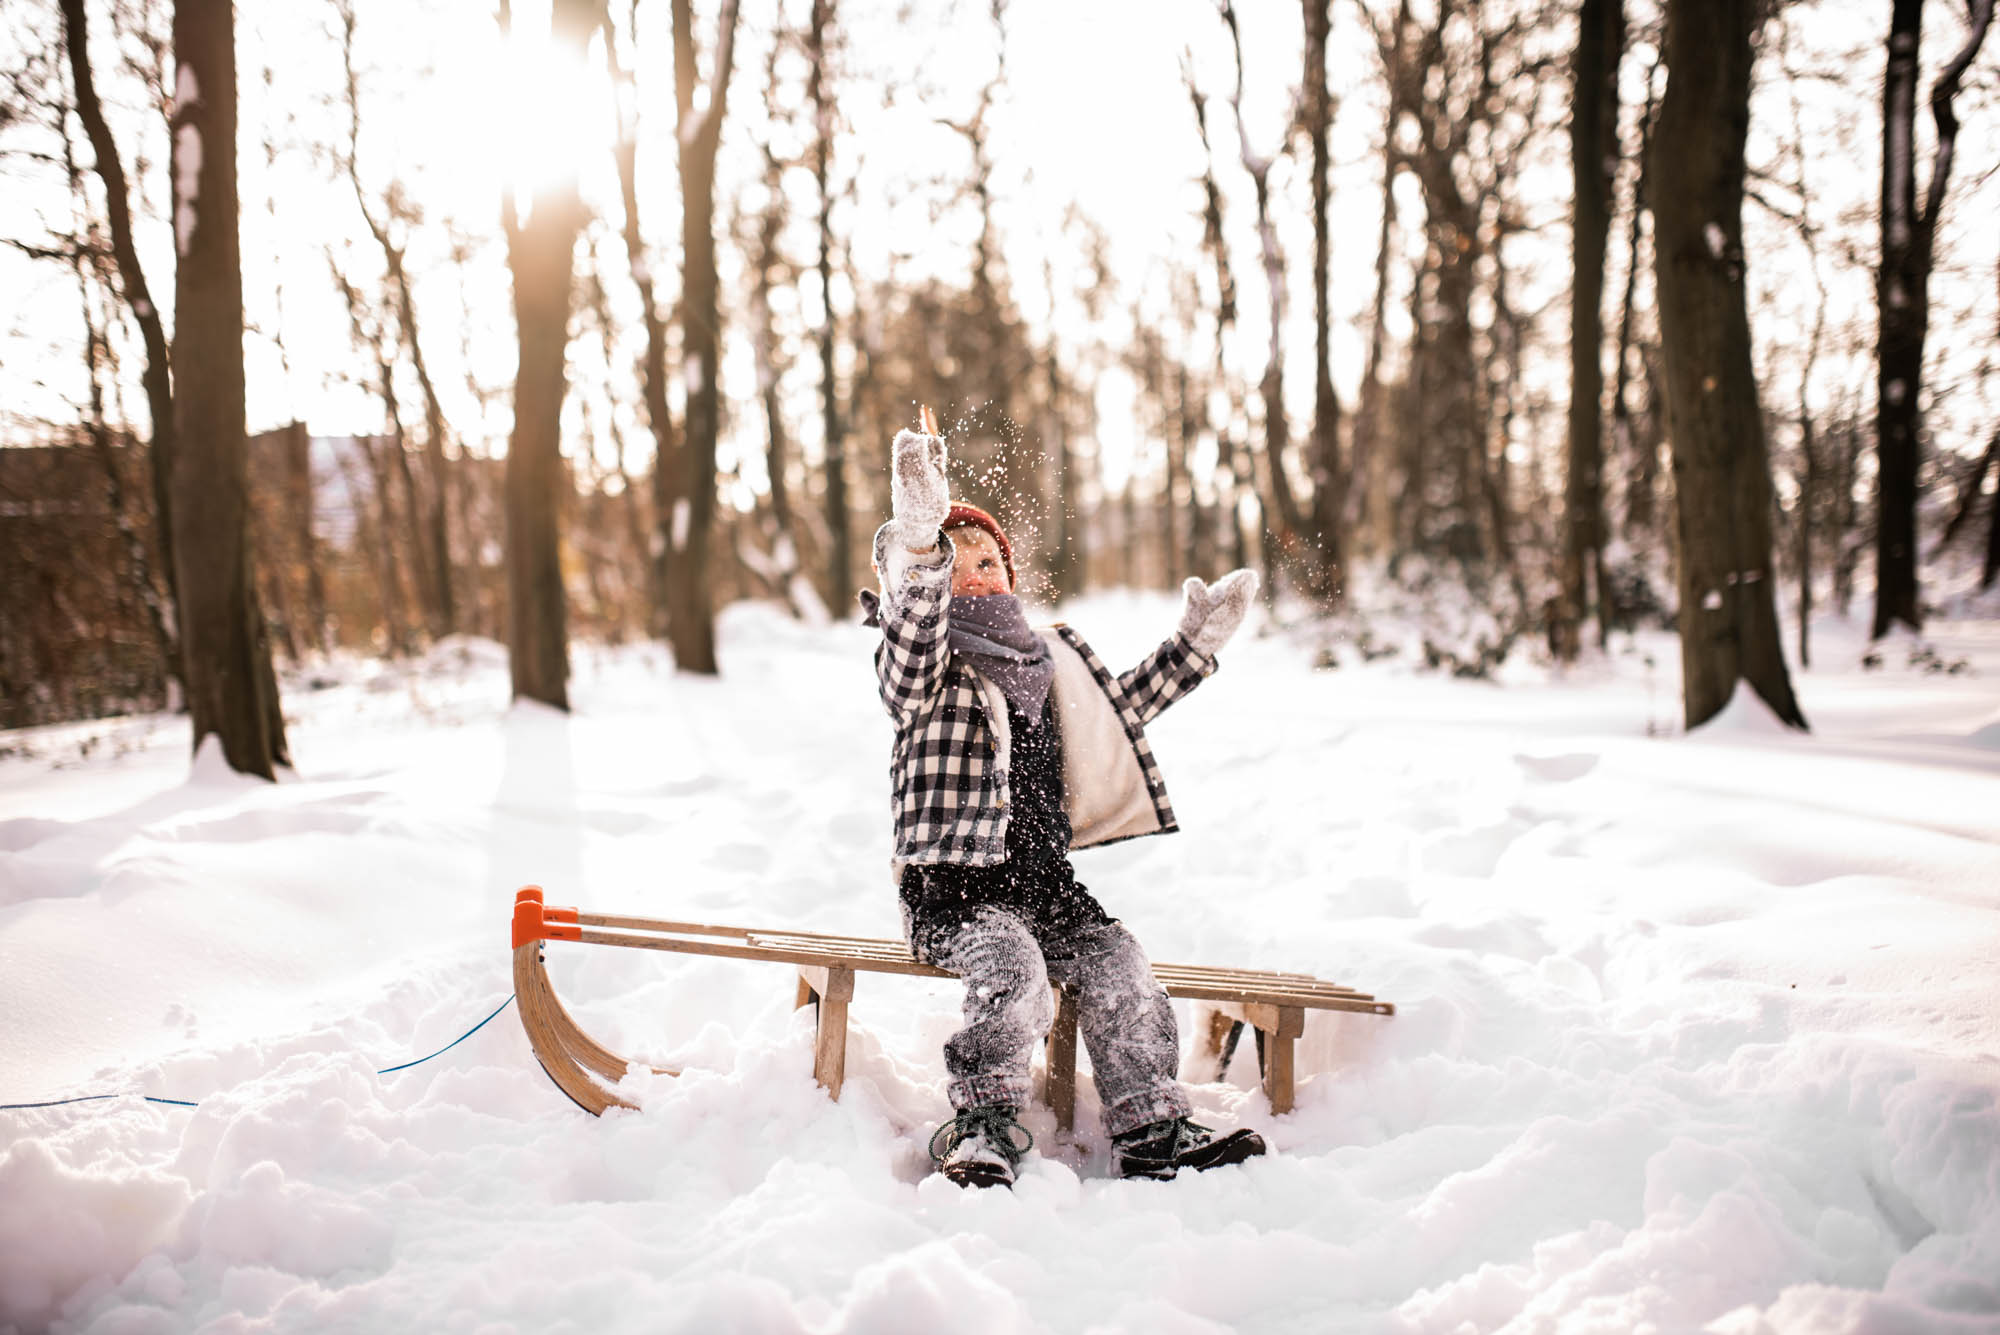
left=61, top=0, right=183, bottom=696
left=1651, top=0, right=1806, bottom=731
left=1045, top=319, right=1083, bottom=599
left=1163, top=360, right=1185, bottom=583
left=1874, top=0, right=1925, bottom=638
left=602, top=1, right=674, bottom=638
left=1935, top=431, right=1998, bottom=556
left=338, top=0, right=454, bottom=639
left=60, top=103, right=178, bottom=688
left=1220, top=0, right=1303, bottom=565
left=1303, top=0, right=1344, bottom=604
left=169, top=0, right=289, bottom=775
left=502, top=0, right=595, bottom=708
left=745, top=100, right=823, bottom=625
left=286, top=421, right=328, bottom=653
left=1614, top=53, right=1662, bottom=541
left=1354, top=62, right=1398, bottom=559
left=360, top=434, right=412, bottom=651
left=1184, top=59, right=1252, bottom=580
left=807, top=0, right=851, bottom=610
left=1832, top=410, right=1862, bottom=612
left=1798, top=403, right=1815, bottom=670
left=1400, top=2, right=1489, bottom=569
left=665, top=0, right=741, bottom=675
left=381, top=358, right=435, bottom=647
left=1559, top=0, right=1624, bottom=659
left=1873, top=0, right=1993, bottom=637
left=332, top=264, right=415, bottom=653
left=1986, top=461, right=2000, bottom=589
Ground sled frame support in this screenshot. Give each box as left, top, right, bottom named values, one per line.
left=510, top=886, right=1393, bottom=1124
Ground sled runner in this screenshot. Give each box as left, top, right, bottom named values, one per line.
left=510, top=885, right=1393, bottom=1123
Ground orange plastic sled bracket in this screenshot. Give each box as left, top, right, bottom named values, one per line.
left=511, top=885, right=581, bottom=950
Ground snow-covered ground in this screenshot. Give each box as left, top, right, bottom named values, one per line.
left=3, top=594, right=1998, bottom=1334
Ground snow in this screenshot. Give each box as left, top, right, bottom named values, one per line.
left=1706, top=222, right=1727, bottom=259
left=3, top=600, right=1999, bottom=1333
left=172, top=67, right=202, bottom=259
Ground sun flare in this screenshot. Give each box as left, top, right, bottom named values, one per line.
left=436, top=8, right=615, bottom=224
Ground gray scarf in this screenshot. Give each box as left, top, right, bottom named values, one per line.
left=949, top=594, right=1055, bottom=723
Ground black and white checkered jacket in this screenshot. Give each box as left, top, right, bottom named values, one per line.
left=865, top=524, right=1217, bottom=876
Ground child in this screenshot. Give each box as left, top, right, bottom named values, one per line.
left=862, top=415, right=1266, bottom=1188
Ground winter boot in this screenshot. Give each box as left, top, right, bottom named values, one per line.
left=1113, top=1117, right=1266, bottom=1181
left=929, top=1105, right=1035, bottom=1189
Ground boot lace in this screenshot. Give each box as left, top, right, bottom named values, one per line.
left=929, top=1106, right=1035, bottom=1166
left=1118, top=1116, right=1213, bottom=1161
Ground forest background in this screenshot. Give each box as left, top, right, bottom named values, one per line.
left=3, top=0, right=1998, bottom=771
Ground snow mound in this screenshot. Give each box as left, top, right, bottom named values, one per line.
left=3, top=603, right=1998, bottom=1332
left=1691, top=681, right=1806, bottom=738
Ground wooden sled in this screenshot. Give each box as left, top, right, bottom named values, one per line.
left=510, top=885, right=1394, bottom=1121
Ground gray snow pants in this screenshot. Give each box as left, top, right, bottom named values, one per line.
left=921, top=905, right=1193, bottom=1136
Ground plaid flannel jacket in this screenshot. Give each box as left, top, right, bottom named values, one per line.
left=867, top=525, right=1217, bottom=873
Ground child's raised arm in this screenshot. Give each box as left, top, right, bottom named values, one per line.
left=872, top=412, right=956, bottom=720
left=1114, top=570, right=1258, bottom=725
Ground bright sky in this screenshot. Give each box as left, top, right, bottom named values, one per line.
left=2, top=0, right=1996, bottom=503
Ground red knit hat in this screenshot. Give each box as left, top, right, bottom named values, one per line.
left=942, top=502, right=1015, bottom=588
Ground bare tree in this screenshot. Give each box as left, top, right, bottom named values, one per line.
left=601, top=0, right=674, bottom=637
left=1219, top=0, right=1305, bottom=571
left=331, top=257, right=416, bottom=653
left=1612, top=48, right=1663, bottom=541
left=59, top=0, right=181, bottom=693
left=1302, top=0, right=1345, bottom=604
left=169, top=0, right=289, bottom=774
left=501, top=0, right=596, bottom=708
left=1930, top=252, right=2000, bottom=591
left=336, top=0, right=455, bottom=638
left=806, top=0, right=852, bottom=608
left=1042, top=250, right=1084, bottom=599
left=581, top=236, right=658, bottom=634
left=1774, top=15, right=1829, bottom=669
left=664, top=0, right=741, bottom=675
left=51, top=64, right=177, bottom=688
left=1351, top=0, right=1408, bottom=562
left=741, top=31, right=826, bottom=623
left=1182, top=57, right=1253, bottom=579
left=1557, top=0, right=1624, bottom=658
left=1872, top=0, right=1993, bottom=637
left=1650, top=0, right=1806, bottom=730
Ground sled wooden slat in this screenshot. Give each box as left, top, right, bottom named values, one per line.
left=510, top=886, right=1393, bottom=1126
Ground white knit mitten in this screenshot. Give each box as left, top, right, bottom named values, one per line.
left=888, top=429, right=950, bottom=553
left=1178, top=569, right=1259, bottom=655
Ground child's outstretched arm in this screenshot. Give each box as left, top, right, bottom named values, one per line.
left=1116, top=569, right=1259, bottom=724
left=872, top=419, right=955, bottom=721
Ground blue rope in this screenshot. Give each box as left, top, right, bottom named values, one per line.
left=1, top=993, right=516, bottom=1113
left=376, top=994, right=516, bottom=1073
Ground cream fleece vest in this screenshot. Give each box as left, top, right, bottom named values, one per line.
left=963, top=629, right=1166, bottom=853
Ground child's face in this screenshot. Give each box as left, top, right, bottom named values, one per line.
left=948, top=525, right=1012, bottom=597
